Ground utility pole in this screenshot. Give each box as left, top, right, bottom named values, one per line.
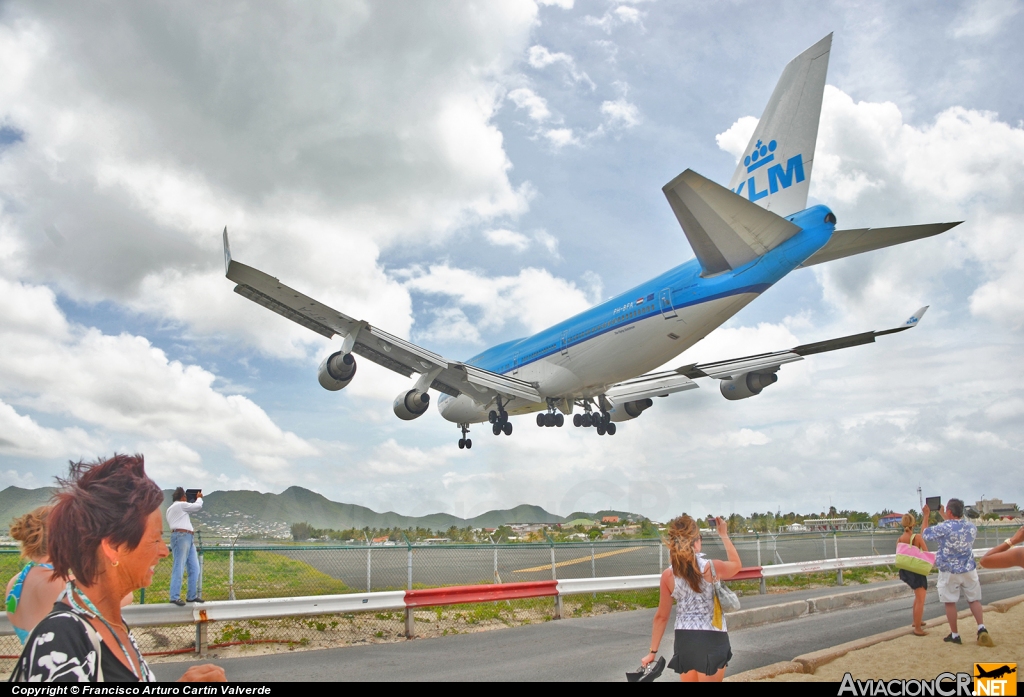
left=917, top=486, right=923, bottom=510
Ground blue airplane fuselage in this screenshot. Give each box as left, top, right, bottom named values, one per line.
left=438, top=205, right=835, bottom=424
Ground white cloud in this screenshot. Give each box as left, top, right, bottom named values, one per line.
left=527, top=45, right=595, bottom=89
left=600, top=98, right=641, bottom=129
left=485, top=228, right=532, bottom=252
left=0, top=3, right=539, bottom=360
left=950, top=0, right=1020, bottom=38
left=403, top=264, right=601, bottom=335
left=715, top=115, right=758, bottom=161
left=507, top=88, right=552, bottom=123
left=584, top=5, right=646, bottom=33
left=0, top=275, right=318, bottom=479
left=537, top=0, right=574, bottom=7
left=544, top=127, right=580, bottom=148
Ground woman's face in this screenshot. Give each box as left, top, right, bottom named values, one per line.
left=114, top=509, right=169, bottom=590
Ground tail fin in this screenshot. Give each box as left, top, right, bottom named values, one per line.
left=663, top=169, right=800, bottom=276
left=727, top=34, right=832, bottom=217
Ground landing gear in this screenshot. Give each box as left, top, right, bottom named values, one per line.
left=536, top=405, right=565, bottom=428
left=572, top=401, right=616, bottom=435
left=457, top=424, right=473, bottom=450
left=490, top=399, right=512, bottom=436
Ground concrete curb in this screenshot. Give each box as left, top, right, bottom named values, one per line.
left=723, top=660, right=803, bottom=682
left=725, top=591, right=1024, bottom=681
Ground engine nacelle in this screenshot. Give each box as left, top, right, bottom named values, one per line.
left=317, top=351, right=357, bottom=391
left=609, top=398, right=654, bottom=422
left=720, top=371, right=778, bottom=400
left=393, top=389, right=430, bottom=420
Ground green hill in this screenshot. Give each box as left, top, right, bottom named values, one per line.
left=0, top=486, right=58, bottom=531
left=2, top=485, right=643, bottom=536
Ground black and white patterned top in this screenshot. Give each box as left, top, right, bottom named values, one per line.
left=671, top=555, right=726, bottom=632
left=9, top=603, right=155, bottom=682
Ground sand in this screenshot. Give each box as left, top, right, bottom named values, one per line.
left=760, top=599, right=1023, bottom=682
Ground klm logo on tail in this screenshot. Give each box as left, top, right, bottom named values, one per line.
left=732, top=139, right=805, bottom=202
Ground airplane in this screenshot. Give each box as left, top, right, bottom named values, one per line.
left=975, top=665, right=1016, bottom=680
left=223, top=34, right=960, bottom=450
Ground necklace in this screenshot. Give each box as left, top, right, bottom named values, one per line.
left=64, top=581, right=150, bottom=682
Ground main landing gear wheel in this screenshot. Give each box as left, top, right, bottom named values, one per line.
left=596, top=424, right=606, bottom=436
left=555, top=413, right=564, bottom=427
left=489, top=410, right=498, bottom=424
left=503, top=421, right=513, bottom=436
left=536, top=413, right=545, bottom=427
left=573, top=413, right=582, bottom=427
left=606, top=422, right=616, bottom=436
left=493, top=423, right=502, bottom=436
left=457, top=425, right=473, bottom=449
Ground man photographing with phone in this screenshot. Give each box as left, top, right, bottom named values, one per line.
left=167, top=486, right=205, bottom=606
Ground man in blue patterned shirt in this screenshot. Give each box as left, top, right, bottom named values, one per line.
left=921, top=498, right=993, bottom=647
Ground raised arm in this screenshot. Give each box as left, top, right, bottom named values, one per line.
left=712, top=517, right=743, bottom=580
left=979, top=526, right=1024, bottom=570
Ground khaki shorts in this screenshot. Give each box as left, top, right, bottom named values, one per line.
left=937, top=569, right=981, bottom=604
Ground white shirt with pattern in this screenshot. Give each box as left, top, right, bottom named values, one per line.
left=672, top=554, right=726, bottom=632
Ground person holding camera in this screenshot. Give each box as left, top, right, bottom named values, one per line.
left=166, top=487, right=204, bottom=606
left=921, top=498, right=992, bottom=646
left=640, top=514, right=742, bottom=682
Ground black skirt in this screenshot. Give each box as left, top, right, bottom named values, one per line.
left=667, top=629, right=732, bottom=675
left=899, top=568, right=928, bottom=590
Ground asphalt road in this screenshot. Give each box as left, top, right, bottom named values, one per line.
left=152, top=578, right=1024, bottom=682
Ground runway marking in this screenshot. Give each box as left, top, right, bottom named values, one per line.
left=513, top=546, right=646, bottom=573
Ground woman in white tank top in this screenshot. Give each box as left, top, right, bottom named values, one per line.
left=640, top=515, right=743, bottom=682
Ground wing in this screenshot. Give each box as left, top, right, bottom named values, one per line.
left=222, top=229, right=540, bottom=404
left=604, top=307, right=929, bottom=401
left=677, top=307, right=930, bottom=380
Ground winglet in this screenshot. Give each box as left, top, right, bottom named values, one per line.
left=904, top=306, right=928, bottom=328
left=222, top=226, right=232, bottom=276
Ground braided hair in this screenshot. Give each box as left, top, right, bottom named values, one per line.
left=665, top=514, right=703, bottom=593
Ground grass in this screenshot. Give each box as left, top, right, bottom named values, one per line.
left=725, top=565, right=901, bottom=594
left=136, top=549, right=348, bottom=603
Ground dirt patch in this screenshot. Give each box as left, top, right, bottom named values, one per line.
left=758, top=598, right=1023, bottom=682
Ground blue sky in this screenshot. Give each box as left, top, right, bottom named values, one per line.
left=1, top=0, right=1022, bottom=522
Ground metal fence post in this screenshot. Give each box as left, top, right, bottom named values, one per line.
left=756, top=533, right=766, bottom=594
left=546, top=534, right=561, bottom=619
left=834, top=531, right=842, bottom=586
left=364, top=532, right=372, bottom=592
left=404, top=534, right=414, bottom=638
left=658, top=540, right=663, bottom=572
left=196, top=530, right=204, bottom=600
left=592, top=543, right=597, bottom=599
left=139, top=587, right=145, bottom=604
left=228, top=536, right=236, bottom=601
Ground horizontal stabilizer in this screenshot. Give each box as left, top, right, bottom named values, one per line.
left=799, top=222, right=961, bottom=267
left=663, top=169, right=801, bottom=276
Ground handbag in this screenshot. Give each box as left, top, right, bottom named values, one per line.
left=707, top=557, right=740, bottom=630
left=895, top=534, right=935, bottom=576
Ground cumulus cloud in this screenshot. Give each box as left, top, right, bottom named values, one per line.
left=485, top=228, right=532, bottom=252
left=544, top=127, right=580, bottom=148
left=0, top=2, right=538, bottom=361
left=0, top=275, right=318, bottom=479
left=715, top=116, right=759, bottom=161
left=507, top=88, right=553, bottom=123
left=403, top=264, right=601, bottom=337
left=527, top=45, right=595, bottom=89
left=584, top=5, right=646, bottom=33
left=600, top=98, right=641, bottom=129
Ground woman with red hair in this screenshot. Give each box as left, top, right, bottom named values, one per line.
left=9, top=455, right=224, bottom=682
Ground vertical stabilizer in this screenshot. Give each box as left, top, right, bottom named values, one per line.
left=727, top=34, right=831, bottom=217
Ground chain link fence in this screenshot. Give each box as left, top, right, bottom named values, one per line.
left=1, top=525, right=1017, bottom=667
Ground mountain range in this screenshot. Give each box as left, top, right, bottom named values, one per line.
left=0, top=485, right=640, bottom=534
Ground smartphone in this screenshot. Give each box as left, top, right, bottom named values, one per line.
left=706, top=515, right=715, bottom=526
left=925, top=496, right=941, bottom=510
left=185, top=488, right=202, bottom=503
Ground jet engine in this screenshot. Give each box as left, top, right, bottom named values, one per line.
left=317, top=352, right=357, bottom=391
left=720, top=371, right=778, bottom=400
left=394, top=389, right=430, bottom=420
left=609, top=398, right=654, bottom=422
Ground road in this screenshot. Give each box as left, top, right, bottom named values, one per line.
left=152, top=578, right=1024, bottom=682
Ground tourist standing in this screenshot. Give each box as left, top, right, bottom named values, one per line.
left=6, top=506, right=65, bottom=644
left=921, top=498, right=993, bottom=646
left=641, top=515, right=743, bottom=682
left=896, top=512, right=930, bottom=636
left=166, top=487, right=204, bottom=606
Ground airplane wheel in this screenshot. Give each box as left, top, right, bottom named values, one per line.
left=596, top=424, right=606, bottom=436
left=493, top=423, right=502, bottom=436
left=602, top=412, right=611, bottom=426
left=503, top=422, right=513, bottom=436
left=555, top=413, right=564, bottom=427
left=606, top=422, right=616, bottom=435
left=545, top=413, right=556, bottom=427
left=573, top=414, right=582, bottom=427
left=459, top=438, right=465, bottom=449
left=466, top=439, right=472, bottom=449
left=536, top=413, right=545, bottom=427
left=489, top=410, right=498, bottom=424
